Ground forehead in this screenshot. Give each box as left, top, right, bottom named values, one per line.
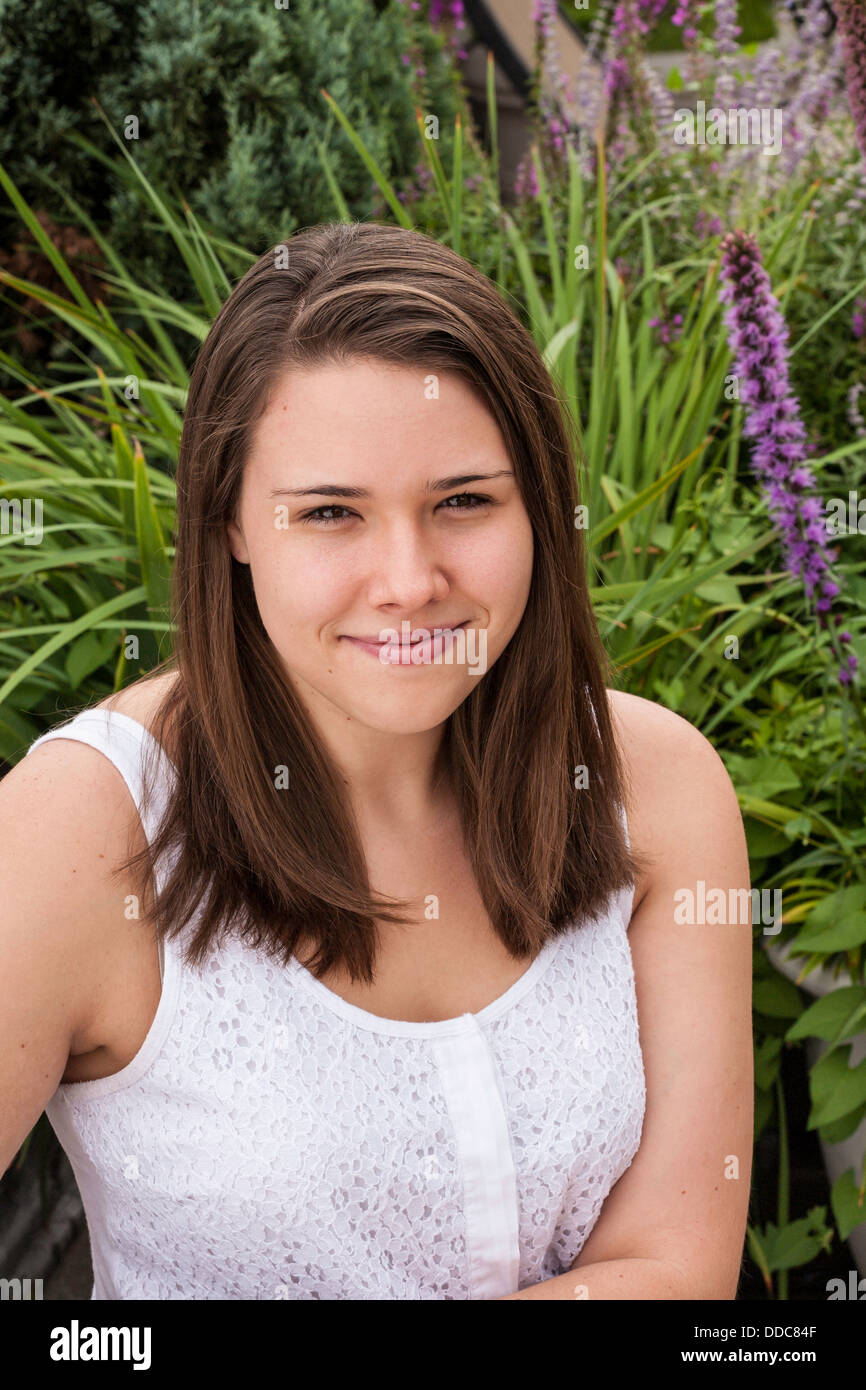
left=248, top=361, right=505, bottom=469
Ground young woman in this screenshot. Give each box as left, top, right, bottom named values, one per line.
left=0, top=222, right=752, bottom=1300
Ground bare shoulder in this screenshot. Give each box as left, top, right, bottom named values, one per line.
left=606, top=687, right=728, bottom=766
left=605, top=689, right=743, bottom=907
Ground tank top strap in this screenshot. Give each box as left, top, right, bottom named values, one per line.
left=26, top=706, right=177, bottom=887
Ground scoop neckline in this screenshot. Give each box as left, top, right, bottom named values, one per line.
left=85, top=707, right=574, bottom=1036
left=288, top=930, right=567, bottom=1037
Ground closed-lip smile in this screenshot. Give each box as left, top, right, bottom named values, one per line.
left=342, top=619, right=469, bottom=645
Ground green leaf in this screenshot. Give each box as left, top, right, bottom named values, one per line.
left=132, top=443, right=171, bottom=618
left=0, top=159, right=92, bottom=309
left=770, top=678, right=795, bottom=707
left=724, top=753, right=801, bottom=799
left=754, top=1085, right=773, bottom=1139
left=753, top=975, right=804, bottom=1020
left=830, top=1169, right=866, bottom=1242
left=694, top=576, right=741, bottom=605
left=65, top=629, right=116, bottom=691
left=786, top=988, right=866, bottom=1044
left=745, top=1224, right=772, bottom=1291
left=792, top=886, right=866, bottom=954
left=666, top=66, right=683, bottom=92
left=754, top=1036, right=782, bottom=1091
left=819, top=1101, right=866, bottom=1145
left=0, top=586, right=147, bottom=707
left=745, top=821, right=789, bottom=862
left=808, top=1045, right=866, bottom=1128
left=589, top=440, right=706, bottom=546
left=760, top=1209, right=830, bottom=1271
left=319, top=87, right=413, bottom=231
left=783, top=815, right=812, bottom=842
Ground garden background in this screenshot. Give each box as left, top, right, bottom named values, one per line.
left=0, top=0, right=864, bottom=1300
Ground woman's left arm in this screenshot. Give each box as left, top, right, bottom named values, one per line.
left=497, top=696, right=754, bottom=1301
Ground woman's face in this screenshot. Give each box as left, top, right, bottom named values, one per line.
left=226, top=359, right=534, bottom=737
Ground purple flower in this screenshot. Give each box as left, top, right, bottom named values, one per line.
left=513, top=150, right=540, bottom=201
left=834, top=0, right=866, bottom=168
left=695, top=208, right=724, bottom=239
left=849, top=382, right=866, bottom=439
left=853, top=297, right=866, bottom=339
left=649, top=312, right=684, bottom=345
left=601, top=0, right=674, bottom=147
left=713, top=0, right=742, bottom=108
left=528, top=1, right=577, bottom=166
left=776, top=1, right=842, bottom=176
left=427, top=0, right=467, bottom=63
left=719, top=230, right=858, bottom=687
left=671, top=0, right=700, bottom=44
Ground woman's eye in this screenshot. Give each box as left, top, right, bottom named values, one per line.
left=300, top=505, right=353, bottom=527
left=440, top=492, right=493, bottom=512
left=300, top=493, right=493, bottom=527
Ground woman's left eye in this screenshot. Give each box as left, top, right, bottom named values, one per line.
left=299, top=493, right=493, bottom=526
left=439, top=492, right=493, bottom=513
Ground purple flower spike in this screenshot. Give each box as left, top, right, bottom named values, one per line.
left=428, top=0, right=467, bottom=63
left=719, top=230, right=858, bottom=686
left=835, top=0, right=866, bottom=168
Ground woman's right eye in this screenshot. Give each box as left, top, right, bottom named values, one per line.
left=300, top=506, right=355, bottom=527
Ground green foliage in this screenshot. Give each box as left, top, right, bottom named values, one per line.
left=0, top=0, right=459, bottom=338
left=831, top=1168, right=866, bottom=1242
left=0, top=0, right=137, bottom=249
left=747, top=1208, right=833, bottom=1281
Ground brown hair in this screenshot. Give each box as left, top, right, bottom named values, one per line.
left=116, top=221, right=647, bottom=984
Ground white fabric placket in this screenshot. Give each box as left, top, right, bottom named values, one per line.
left=430, top=1016, right=520, bottom=1299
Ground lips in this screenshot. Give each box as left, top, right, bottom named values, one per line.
left=342, top=620, right=468, bottom=646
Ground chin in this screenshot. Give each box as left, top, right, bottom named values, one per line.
left=338, top=694, right=464, bottom=735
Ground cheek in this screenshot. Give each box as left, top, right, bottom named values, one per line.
left=250, top=539, right=353, bottom=633
left=474, top=516, right=534, bottom=609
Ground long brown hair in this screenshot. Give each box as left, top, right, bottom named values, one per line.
left=115, top=221, right=647, bottom=983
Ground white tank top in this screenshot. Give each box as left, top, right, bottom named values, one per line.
left=27, top=707, right=646, bottom=1300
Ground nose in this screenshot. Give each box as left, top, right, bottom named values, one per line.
left=365, top=519, right=451, bottom=613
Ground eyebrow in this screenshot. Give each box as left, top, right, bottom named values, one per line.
left=268, top=470, right=515, bottom=500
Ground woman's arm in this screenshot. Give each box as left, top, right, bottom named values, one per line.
left=0, top=739, right=134, bottom=1176
left=496, top=695, right=754, bottom=1300
left=496, top=1258, right=690, bottom=1300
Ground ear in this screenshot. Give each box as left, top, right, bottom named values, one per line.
left=226, top=518, right=250, bottom=565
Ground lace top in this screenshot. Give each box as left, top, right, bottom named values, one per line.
left=27, top=707, right=646, bottom=1300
